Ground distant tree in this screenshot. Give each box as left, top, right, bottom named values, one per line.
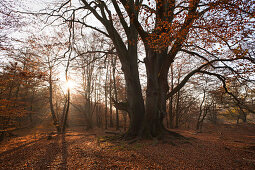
left=211, top=77, right=254, bottom=124
left=72, top=32, right=107, bottom=130
left=24, top=32, right=71, bottom=132
left=0, top=52, right=46, bottom=141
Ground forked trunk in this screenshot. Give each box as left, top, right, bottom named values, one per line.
left=142, top=48, right=169, bottom=138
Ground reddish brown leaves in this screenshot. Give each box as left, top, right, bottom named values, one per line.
left=1, top=124, right=255, bottom=169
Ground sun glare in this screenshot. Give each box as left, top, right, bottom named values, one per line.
left=64, top=80, right=75, bottom=91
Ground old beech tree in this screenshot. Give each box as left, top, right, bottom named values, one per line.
left=50, top=0, right=254, bottom=138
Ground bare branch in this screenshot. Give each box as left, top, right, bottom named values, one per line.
left=199, top=71, right=255, bottom=114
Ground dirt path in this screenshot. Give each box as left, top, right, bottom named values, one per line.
left=0, top=125, right=255, bottom=169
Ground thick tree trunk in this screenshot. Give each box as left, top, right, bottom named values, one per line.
left=120, top=50, right=145, bottom=138
left=108, top=23, right=146, bottom=138
left=84, top=98, right=93, bottom=130
left=236, top=115, right=240, bottom=124
left=242, top=115, right=247, bottom=123
left=123, top=68, right=145, bottom=138
left=142, top=48, right=169, bottom=138
left=123, top=112, right=127, bottom=131
left=240, top=109, right=247, bottom=123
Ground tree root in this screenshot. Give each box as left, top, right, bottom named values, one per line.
left=105, top=131, right=121, bottom=135
left=127, top=137, right=141, bottom=144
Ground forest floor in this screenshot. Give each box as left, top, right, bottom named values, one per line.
left=0, top=123, right=255, bottom=169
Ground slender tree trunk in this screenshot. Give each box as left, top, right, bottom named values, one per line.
left=7, top=64, right=17, bottom=100
left=175, top=90, right=180, bottom=128
left=85, top=63, right=93, bottom=129
left=196, top=90, right=206, bottom=131
left=109, top=67, right=113, bottom=128
left=211, top=102, right=217, bottom=124
left=123, top=112, right=127, bottom=131
left=49, top=68, right=60, bottom=132
left=94, top=78, right=100, bottom=128
left=104, top=63, right=109, bottom=129
left=62, top=88, right=70, bottom=132
left=62, top=58, right=71, bottom=133
left=112, top=55, right=119, bottom=130
left=169, top=64, right=174, bottom=128
left=199, top=107, right=208, bottom=131
left=175, top=70, right=182, bottom=128
left=29, top=88, right=35, bottom=124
